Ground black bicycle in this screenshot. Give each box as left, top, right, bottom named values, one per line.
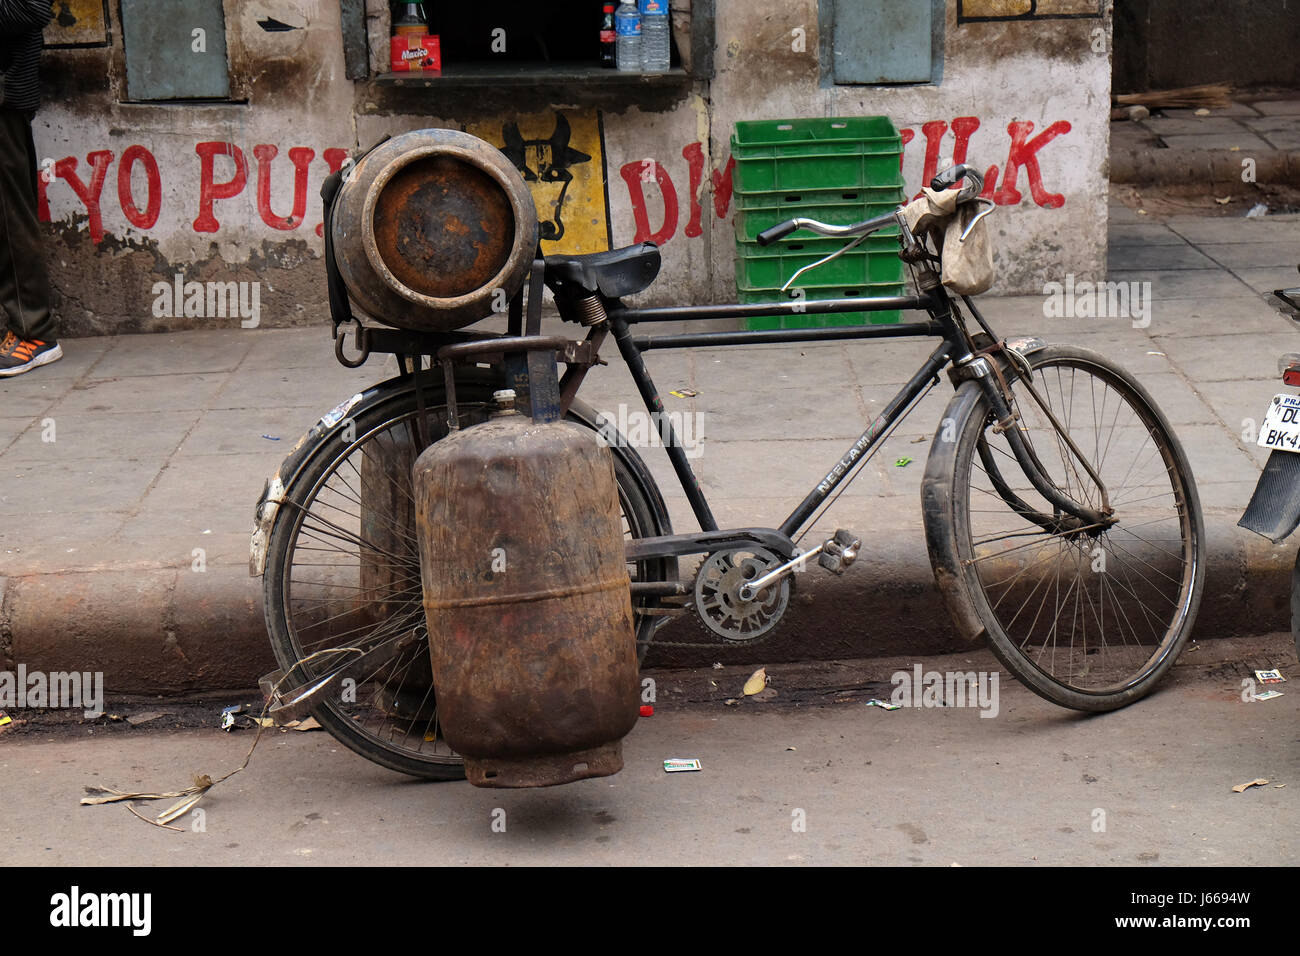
left=252, top=163, right=1206, bottom=779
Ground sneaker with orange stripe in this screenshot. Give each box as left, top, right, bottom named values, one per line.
left=0, top=330, right=63, bottom=377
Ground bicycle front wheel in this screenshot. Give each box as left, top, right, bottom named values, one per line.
left=926, top=345, right=1205, bottom=711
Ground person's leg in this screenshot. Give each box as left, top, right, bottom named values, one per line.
left=0, top=106, right=55, bottom=342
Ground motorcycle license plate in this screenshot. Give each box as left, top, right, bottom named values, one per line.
left=1258, top=393, right=1300, bottom=452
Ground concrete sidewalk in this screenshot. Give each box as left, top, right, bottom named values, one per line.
left=2, top=204, right=1300, bottom=692
left=1110, top=94, right=1300, bottom=186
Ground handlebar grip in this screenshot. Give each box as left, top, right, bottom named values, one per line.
left=930, top=163, right=976, bottom=192
left=757, top=220, right=800, bottom=246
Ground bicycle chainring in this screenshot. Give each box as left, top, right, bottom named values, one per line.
left=692, top=546, right=790, bottom=643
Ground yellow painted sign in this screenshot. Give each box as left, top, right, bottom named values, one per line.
left=468, top=110, right=610, bottom=256
left=960, top=0, right=1100, bottom=18
left=45, top=0, right=109, bottom=45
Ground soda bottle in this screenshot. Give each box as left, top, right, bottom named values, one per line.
left=393, top=2, right=426, bottom=35
left=600, top=3, right=617, bottom=68
left=639, top=0, right=669, bottom=72
left=615, top=1, right=641, bottom=72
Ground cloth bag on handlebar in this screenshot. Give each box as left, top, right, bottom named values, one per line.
left=901, top=187, right=994, bottom=296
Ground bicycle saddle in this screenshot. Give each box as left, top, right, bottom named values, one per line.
left=544, top=242, right=661, bottom=298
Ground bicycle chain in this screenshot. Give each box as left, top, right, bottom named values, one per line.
left=633, top=600, right=752, bottom=650
left=638, top=628, right=774, bottom=650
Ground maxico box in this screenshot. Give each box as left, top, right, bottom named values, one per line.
left=390, top=34, right=441, bottom=73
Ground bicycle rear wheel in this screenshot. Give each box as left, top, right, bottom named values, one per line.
left=261, top=374, right=671, bottom=779
left=926, top=345, right=1205, bottom=711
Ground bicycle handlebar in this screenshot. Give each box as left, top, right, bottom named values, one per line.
left=755, top=219, right=802, bottom=246
left=755, top=209, right=899, bottom=247
left=930, top=163, right=984, bottom=202
left=755, top=162, right=986, bottom=248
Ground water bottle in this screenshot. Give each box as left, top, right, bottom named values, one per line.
left=615, top=1, right=641, bottom=71
left=639, top=0, right=670, bottom=72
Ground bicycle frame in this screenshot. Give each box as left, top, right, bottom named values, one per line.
left=552, top=277, right=1108, bottom=571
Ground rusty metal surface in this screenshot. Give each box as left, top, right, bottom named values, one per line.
left=414, top=413, right=639, bottom=788
left=464, top=742, right=624, bottom=788
left=331, top=129, right=538, bottom=332
left=372, top=156, right=516, bottom=300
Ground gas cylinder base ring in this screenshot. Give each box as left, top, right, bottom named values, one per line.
left=693, top=546, right=790, bottom=642
left=465, top=741, right=624, bottom=789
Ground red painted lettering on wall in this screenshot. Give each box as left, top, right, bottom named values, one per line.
left=681, top=143, right=738, bottom=240
left=36, top=163, right=51, bottom=223
left=40, top=142, right=348, bottom=244
left=193, top=142, right=249, bottom=233
left=991, top=120, right=1071, bottom=208
left=711, top=154, right=735, bottom=220
left=254, top=144, right=315, bottom=231
left=619, top=115, right=1074, bottom=248
left=916, top=120, right=949, bottom=199
left=682, top=143, right=705, bottom=239
left=53, top=151, right=114, bottom=243
left=117, top=145, right=162, bottom=229
left=316, top=148, right=352, bottom=237
left=899, top=116, right=1071, bottom=207
left=947, top=117, right=997, bottom=199
left=619, top=159, right=678, bottom=246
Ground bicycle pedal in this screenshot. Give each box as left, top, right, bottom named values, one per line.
left=818, top=529, right=861, bottom=574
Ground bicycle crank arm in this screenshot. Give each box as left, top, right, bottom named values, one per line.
left=737, top=529, right=861, bottom=601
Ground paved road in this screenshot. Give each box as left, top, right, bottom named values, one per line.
left=2, top=633, right=1294, bottom=866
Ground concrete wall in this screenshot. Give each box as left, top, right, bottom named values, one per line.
left=37, top=0, right=358, bottom=335
left=33, top=0, right=1110, bottom=336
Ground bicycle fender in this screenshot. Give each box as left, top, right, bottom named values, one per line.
left=1239, top=448, right=1300, bottom=543
left=921, top=379, right=987, bottom=642
left=249, top=384, right=392, bottom=577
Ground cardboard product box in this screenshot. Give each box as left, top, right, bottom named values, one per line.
left=390, top=34, right=441, bottom=73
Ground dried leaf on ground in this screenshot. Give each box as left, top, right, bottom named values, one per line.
left=81, top=785, right=198, bottom=806
left=126, top=711, right=168, bottom=726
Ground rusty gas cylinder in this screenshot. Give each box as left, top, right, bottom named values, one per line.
left=413, top=390, right=639, bottom=787
left=330, top=129, right=537, bottom=332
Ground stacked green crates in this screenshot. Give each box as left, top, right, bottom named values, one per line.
left=731, top=117, right=906, bottom=330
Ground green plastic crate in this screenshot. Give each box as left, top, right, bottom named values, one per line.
left=732, top=117, right=903, bottom=193
left=739, top=283, right=906, bottom=331
left=735, top=150, right=902, bottom=193
left=735, top=235, right=904, bottom=290
left=733, top=183, right=906, bottom=210
left=732, top=116, right=901, bottom=148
